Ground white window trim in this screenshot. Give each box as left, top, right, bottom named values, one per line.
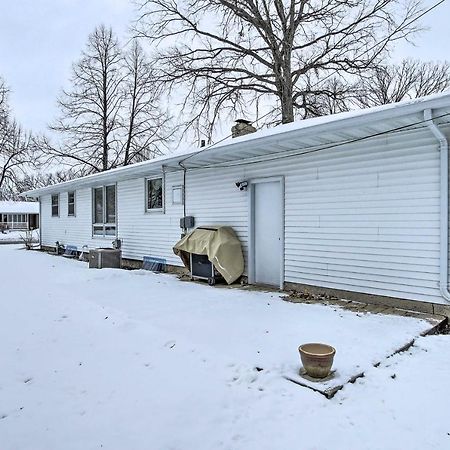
left=145, top=176, right=165, bottom=213
left=51, top=194, right=60, bottom=217
left=92, top=184, right=117, bottom=238
left=68, top=191, right=76, bottom=217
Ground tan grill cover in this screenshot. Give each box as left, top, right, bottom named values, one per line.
left=173, top=226, right=244, bottom=284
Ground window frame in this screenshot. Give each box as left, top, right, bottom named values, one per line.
left=92, top=184, right=117, bottom=238
left=67, top=191, right=76, bottom=217
left=145, top=176, right=164, bottom=213
left=51, top=194, right=59, bottom=217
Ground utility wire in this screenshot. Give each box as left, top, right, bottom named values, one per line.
left=175, top=0, right=448, bottom=223
left=178, top=0, right=447, bottom=166
left=311, top=0, right=448, bottom=88
left=170, top=111, right=450, bottom=172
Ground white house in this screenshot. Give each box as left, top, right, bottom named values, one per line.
left=0, top=201, right=39, bottom=230
left=24, top=93, right=450, bottom=312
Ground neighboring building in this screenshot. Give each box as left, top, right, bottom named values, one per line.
left=0, top=201, right=39, bottom=230
left=24, top=93, right=450, bottom=309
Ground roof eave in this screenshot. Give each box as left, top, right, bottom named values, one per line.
left=23, top=92, right=450, bottom=198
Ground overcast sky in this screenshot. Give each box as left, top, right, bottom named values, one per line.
left=0, top=0, right=449, bottom=134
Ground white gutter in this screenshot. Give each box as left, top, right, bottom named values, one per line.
left=22, top=92, right=450, bottom=198
left=424, top=108, right=450, bottom=303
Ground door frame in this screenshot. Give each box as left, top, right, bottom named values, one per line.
left=248, top=176, right=285, bottom=289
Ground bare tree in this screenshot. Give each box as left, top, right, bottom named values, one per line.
left=0, top=77, right=9, bottom=130
left=49, top=25, right=124, bottom=175
left=297, top=77, right=355, bottom=117
left=0, top=79, right=35, bottom=200
left=134, top=0, right=424, bottom=138
left=121, top=40, right=173, bottom=166
left=0, top=79, right=9, bottom=182
left=0, top=121, right=34, bottom=200
left=11, top=170, right=76, bottom=199
left=355, top=59, right=450, bottom=107
left=47, top=26, right=174, bottom=174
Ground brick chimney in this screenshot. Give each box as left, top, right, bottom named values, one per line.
left=231, top=119, right=256, bottom=138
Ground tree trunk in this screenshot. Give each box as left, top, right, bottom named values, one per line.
left=280, top=82, right=294, bottom=124
left=280, top=55, right=294, bottom=124
left=102, top=58, right=108, bottom=172
left=124, top=65, right=138, bottom=166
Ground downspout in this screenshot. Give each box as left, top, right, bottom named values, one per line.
left=424, top=108, right=450, bottom=303
left=38, top=196, right=42, bottom=248
left=178, top=161, right=187, bottom=236
left=162, top=165, right=167, bottom=215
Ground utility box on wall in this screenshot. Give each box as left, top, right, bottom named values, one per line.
left=180, top=216, right=195, bottom=229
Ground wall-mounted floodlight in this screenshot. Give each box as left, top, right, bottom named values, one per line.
left=235, top=181, right=248, bottom=191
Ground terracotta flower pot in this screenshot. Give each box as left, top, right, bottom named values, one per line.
left=298, top=343, right=336, bottom=379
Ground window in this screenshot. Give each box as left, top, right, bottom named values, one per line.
left=68, top=191, right=75, bottom=216
left=92, top=185, right=116, bottom=237
left=172, top=185, right=183, bottom=205
left=146, top=177, right=163, bottom=211
left=51, top=194, right=59, bottom=217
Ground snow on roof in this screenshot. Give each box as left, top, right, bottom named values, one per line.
left=0, top=201, right=39, bottom=214
left=212, top=90, right=450, bottom=148
left=23, top=90, right=450, bottom=197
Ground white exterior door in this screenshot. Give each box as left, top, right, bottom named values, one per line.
left=251, top=179, right=283, bottom=286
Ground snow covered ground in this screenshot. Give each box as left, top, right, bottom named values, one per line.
left=0, top=230, right=24, bottom=241
left=0, top=245, right=449, bottom=450
left=0, top=229, right=38, bottom=242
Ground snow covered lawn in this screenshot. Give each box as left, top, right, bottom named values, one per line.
left=0, top=230, right=24, bottom=241
left=1, top=245, right=449, bottom=450
left=0, top=229, right=38, bottom=242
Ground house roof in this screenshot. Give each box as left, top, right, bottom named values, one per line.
left=0, top=201, right=39, bottom=214
left=23, top=91, right=450, bottom=198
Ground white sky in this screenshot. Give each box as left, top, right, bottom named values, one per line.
left=0, top=0, right=449, bottom=134
left=0, top=0, right=135, bottom=132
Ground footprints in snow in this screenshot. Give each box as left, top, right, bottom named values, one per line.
left=228, top=365, right=267, bottom=392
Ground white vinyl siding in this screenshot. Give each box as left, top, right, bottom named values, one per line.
left=39, top=123, right=450, bottom=304
left=118, top=176, right=182, bottom=266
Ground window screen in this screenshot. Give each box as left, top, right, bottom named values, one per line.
left=51, top=194, right=59, bottom=217
left=106, top=185, right=116, bottom=223
left=147, top=178, right=163, bottom=210
left=92, top=185, right=116, bottom=237
left=94, top=187, right=103, bottom=224
left=68, top=191, right=75, bottom=216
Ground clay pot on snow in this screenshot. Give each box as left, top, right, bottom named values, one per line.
left=298, top=343, right=336, bottom=379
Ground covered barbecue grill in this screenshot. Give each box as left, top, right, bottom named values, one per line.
left=173, top=226, right=244, bottom=285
